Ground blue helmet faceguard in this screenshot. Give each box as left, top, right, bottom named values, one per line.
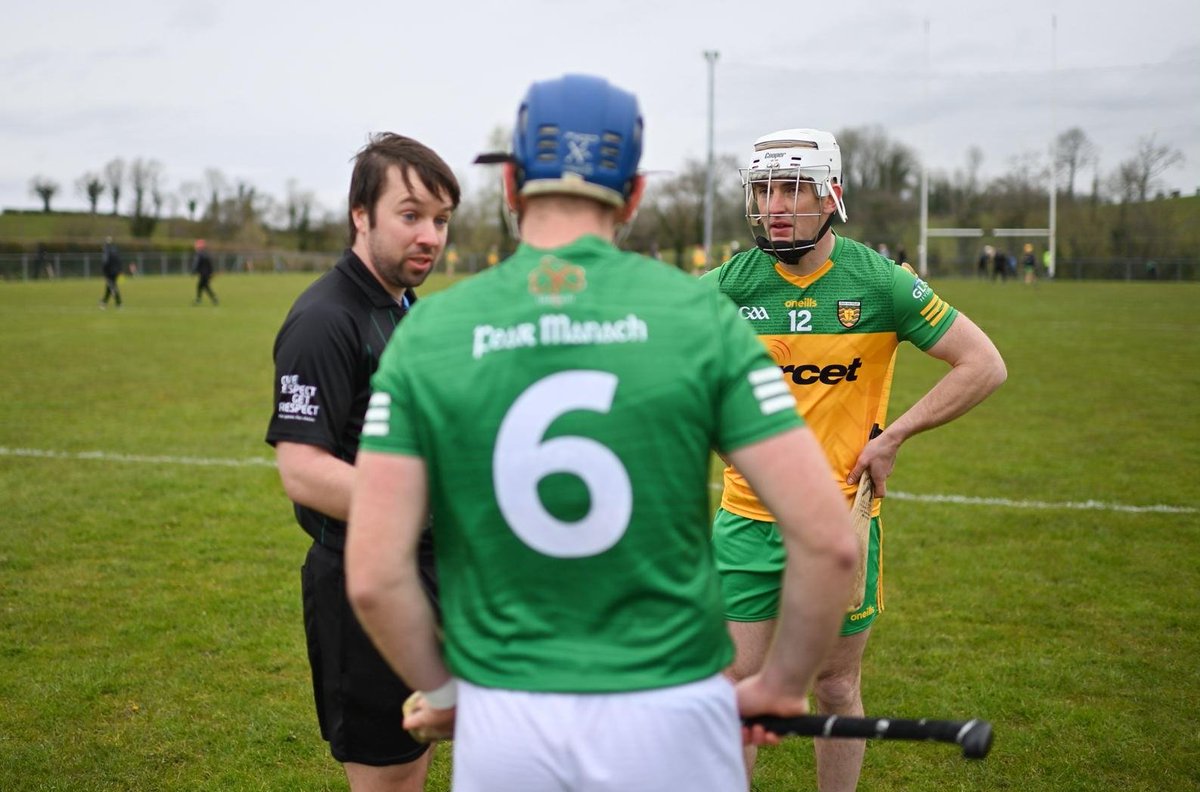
left=509, top=74, right=643, bottom=208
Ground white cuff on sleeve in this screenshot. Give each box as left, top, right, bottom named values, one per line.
left=421, top=677, right=458, bottom=709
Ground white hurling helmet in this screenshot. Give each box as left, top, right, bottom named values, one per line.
left=741, top=128, right=847, bottom=264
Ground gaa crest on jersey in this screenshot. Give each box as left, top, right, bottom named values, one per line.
left=529, top=255, right=587, bottom=306
left=837, top=300, right=862, bottom=328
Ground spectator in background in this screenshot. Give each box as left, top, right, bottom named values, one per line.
left=99, top=236, right=123, bottom=309
left=992, top=247, right=1009, bottom=282
left=192, top=239, right=219, bottom=306
left=34, top=243, right=52, bottom=280
left=1022, top=243, right=1037, bottom=285
left=978, top=245, right=993, bottom=279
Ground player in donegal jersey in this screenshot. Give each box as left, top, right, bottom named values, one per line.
left=345, top=80, right=857, bottom=792
left=705, top=128, right=1007, bottom=792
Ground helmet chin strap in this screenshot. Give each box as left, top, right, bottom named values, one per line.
left=754, top=213, right=836, bottom=265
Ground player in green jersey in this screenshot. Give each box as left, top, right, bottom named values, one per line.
left=706, top=128, right=1007, bottom=791
left=345, top=78, right=858, bottom=792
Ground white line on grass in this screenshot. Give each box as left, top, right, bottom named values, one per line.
left=883, top=491, right=1196, bottom=514
left=3, top=446, right=1194, bottom=514
left=0, top=446, right=276, bottom=468
left=706, top=481, right=1194, bottom=514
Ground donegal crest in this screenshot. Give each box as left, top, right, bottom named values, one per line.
left=529, top=255, right=587, bottom=306
left=837, top=299, right=862, bottom=329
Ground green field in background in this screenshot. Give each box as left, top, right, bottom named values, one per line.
left=1, top=272, right=1197, bottom=790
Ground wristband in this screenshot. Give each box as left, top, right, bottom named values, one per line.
left=421, top=677, right=458, bottom=709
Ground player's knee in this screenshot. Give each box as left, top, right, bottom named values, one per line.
left=814, top=668, right=861, bottom=710
left=344, top=753, right=430, bottom=792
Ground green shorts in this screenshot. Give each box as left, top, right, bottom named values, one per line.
left=711, top=507, right=882, bottom=636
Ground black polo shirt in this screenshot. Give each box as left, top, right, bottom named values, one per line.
left=266, top=249, right=415, bottom=550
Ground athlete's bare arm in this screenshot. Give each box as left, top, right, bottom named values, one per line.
left=346, top=451, right=449, bottom=693
left=274, top=441, right=356, bottom=520
left=848, top=314, right=1006, bottom=496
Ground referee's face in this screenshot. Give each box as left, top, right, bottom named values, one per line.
left=354, top=164, right=453, bottom=298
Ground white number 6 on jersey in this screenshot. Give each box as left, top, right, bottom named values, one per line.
left=493, top=370, right=633, bottom=558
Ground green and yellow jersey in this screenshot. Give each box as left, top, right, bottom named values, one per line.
left=702, top=235, right=958, bottom=521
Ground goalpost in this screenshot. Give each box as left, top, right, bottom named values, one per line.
left=916, top=171, right=1051, bottom=277
left=917, top=16, right=1059, bottom=279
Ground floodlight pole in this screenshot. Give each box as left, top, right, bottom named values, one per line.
left=918, top=19, right=930, bottom=278
left=1048, top=15, right=1058, bottom=278
left=703, top=50, right=719, bottom=271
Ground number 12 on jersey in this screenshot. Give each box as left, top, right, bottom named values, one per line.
left=789, top=309, right=812, bottom=333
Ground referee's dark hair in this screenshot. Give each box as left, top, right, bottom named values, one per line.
left=348, top=133, right=461, bottom=244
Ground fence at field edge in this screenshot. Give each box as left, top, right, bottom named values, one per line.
left=0, top=251, right=1194, bottom=282
left=0, top=250, right=499, bottom=282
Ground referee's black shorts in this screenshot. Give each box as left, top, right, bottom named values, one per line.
left=300, top=536, right=438, bottom=766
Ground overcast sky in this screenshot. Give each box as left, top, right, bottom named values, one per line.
left=4, top=0, right=1198, bottom=219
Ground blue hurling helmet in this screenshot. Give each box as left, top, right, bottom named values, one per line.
left=511, top=74, right=643, bottom=208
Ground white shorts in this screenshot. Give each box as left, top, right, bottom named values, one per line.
left=451, top=674, right=746, bottom=792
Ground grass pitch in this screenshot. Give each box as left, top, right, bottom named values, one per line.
left=1, top=272, right=1197, bottom=790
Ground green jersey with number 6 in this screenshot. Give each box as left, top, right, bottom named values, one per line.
left=361, top=234, right=802, bottom=693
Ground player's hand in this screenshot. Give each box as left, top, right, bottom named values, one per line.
left=847, top=434, right=899, bottom=497
left=735, top=674, right=810, bottom=746
left=401, top=691, right=456, bottom=743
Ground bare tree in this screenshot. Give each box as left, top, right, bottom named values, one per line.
left=836, top=125, right=917, bottom=194
left=204, top=168, right=228, bottom=222
left=1106, top=160, right=1143, bottom=204
left=128, top=158, right=164, bottom=236
left=152, top=185, right=166, bottom=219
left=195, top=177, right=269, bottom=243
left=28, top=176, right=60, bottom=212
left=992, top=151, right=1048, bottom=197
left=179, top=181, right=204, bottom=221
left=162, top=191, right=181, bottom=219
left=233, top=180, right=261, bottom=226
left=129, top=159, right=163, bottom=216
left=636, top=155, right=742, bottom=268
left=1054, top=128, right=1099, bottom=199
left=837, top=128, right=866, bottom=189
left=75, top=172, right=106, bottom=213
left=929, top=147, right=985, bottom=219
left=281, top=179, right=316, bottom=232
left=964, top=146, right=984, bottom=195
left=104, top=158, right=125, bottom=215
left=446, top=125, right=516, bottom=262
left=1129, top=134, right=1184, bottom=202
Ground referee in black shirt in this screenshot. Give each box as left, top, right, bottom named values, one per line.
left=266, top=133, right=459, bottom=792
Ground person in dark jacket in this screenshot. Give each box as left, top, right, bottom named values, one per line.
left=192, top=239, right=218, bottom=305
left=99, top=236, right=123, bottom=309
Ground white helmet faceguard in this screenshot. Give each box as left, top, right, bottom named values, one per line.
left=741, top=128, right=847, bottom=264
